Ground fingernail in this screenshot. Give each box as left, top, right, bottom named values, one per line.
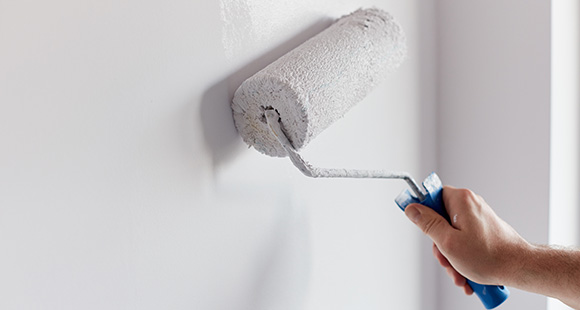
left=405, top=205, right=421, bottom=223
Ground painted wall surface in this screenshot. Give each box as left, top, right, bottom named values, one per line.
left=0, top=1, right=436, bottom=309
left=436, top=1, right=551, bottom=310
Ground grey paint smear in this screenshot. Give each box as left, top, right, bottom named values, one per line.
left=218, top=0, right=354, bottom=61
left=219, top=0, right=255, bottom=60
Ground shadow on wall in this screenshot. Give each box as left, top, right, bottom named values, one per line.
left=199, top=18, right=333, bottom=169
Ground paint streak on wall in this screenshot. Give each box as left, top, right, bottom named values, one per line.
left=218, top=0, right=357, bottom=60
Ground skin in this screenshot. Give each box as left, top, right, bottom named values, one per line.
left=404, top=186, right=580, bottom=309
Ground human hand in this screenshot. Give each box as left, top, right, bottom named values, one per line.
left=404, top=186, right=529, bottom=289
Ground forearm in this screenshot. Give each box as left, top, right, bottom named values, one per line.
left=506, top=244, right=580, bottom=309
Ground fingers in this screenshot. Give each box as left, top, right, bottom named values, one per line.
left=463, top=283, right=474, bottom=295
left=433, top=243, right=473, bottom=295
left=432, top=243, right=452, bottom=268
left=446, top=266, right=466, bottom=287
left=411, top=187, right=484, bottom=297
left=405, top=203, right=454, bottom=246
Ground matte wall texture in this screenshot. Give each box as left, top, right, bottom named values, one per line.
left=437, top=1, right=551, bottom=310
left=0, top=1, right=437, bottom=309
left=1, top=0, right=559, bottom=309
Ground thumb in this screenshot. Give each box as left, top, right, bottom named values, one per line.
left=405, top=203, right=453, bottom=245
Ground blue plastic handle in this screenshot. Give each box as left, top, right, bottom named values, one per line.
left=395, top=173, right=510, bottom=309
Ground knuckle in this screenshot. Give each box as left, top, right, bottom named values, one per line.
left=456, top=188, right=476, bottom=204
left=422, top=217, right=440, bottom=235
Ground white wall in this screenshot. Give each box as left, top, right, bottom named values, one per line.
left=0, top=1, right=436, bottom=309
left=550, top=0, right=580, bottom=250
left=549, top=1, right=580, bottom=310
left=436, top=1, right=551, bottom=310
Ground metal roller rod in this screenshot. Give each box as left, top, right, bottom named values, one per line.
left=265, top=109, right=426, bottom=201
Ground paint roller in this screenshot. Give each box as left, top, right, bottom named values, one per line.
left=231, top=8, right=509, bottom=309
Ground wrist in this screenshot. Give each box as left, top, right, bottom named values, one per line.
left=502, top=243, right=580, bottom=305
left=495, top=239, right=534, bottom=287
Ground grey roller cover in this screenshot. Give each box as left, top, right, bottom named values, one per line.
left=231, top=8, right=407, bottom=157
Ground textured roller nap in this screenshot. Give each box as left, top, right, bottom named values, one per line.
left=231, top=8, right=407, bottom=157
